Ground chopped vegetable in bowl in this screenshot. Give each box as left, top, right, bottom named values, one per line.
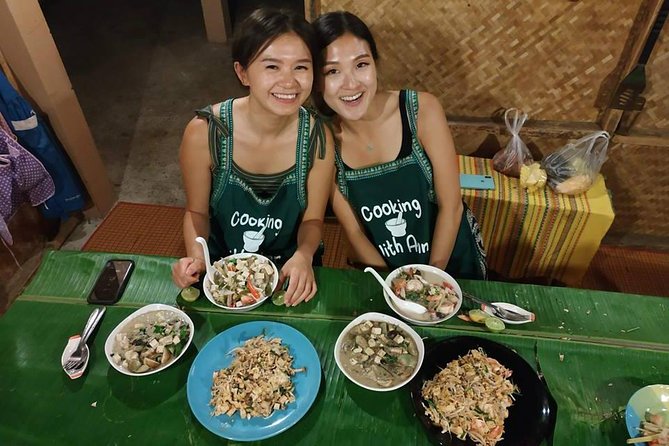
left=110, top=310, right=191, bottom=374
left=339, top=320, right=419, bottom=389
left=391, top=267, right=459, bottom=321
left=208, top=255, right=276, bottom=308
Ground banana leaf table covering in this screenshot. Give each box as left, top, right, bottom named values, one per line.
left=2, top=250, right=668, bottom=445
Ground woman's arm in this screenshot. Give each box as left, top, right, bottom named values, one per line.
left=282, top=125, right=335, bottom=306
left=171, top=117, right=213, bottom=288
left=416, top=92, right=463, bottom=270
left=331, top=185, right=387, bottom=268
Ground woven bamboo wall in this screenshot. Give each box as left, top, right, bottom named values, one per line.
left=631, top=24, right=669, bottom=131
left=601, top=144, right=669, bottom=237
left=317, top=0, right=643, bottom=121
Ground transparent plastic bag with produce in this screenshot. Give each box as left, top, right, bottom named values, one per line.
left=541, top=131, right=609, bottom=195
left=492, top=108, right=534, bottom=178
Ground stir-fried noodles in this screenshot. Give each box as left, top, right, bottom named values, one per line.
left=421, top=348, right=517, bottom=446
left=210, top=335, right=304, bottom=419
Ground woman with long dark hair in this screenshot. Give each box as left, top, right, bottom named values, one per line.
left=172, top=9, right=334, bottom=306
left=313, top=11, right=486, bottom=279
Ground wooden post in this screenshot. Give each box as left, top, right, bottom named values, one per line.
left=305, top=0, right=321, bottom=21
left=0, top=0, right=115, bottom=217
left=200, top=0, right=231, bottom=43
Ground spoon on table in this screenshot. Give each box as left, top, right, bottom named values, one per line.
left=364, top=267, right=427, bottom=315
left=195, top=237, right=216, bottom=283
left=63, top=306, right=106, bottom=372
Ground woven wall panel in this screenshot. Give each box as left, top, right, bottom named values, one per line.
left=452, top=131, right=571, bottom=159
left=631, top=24, right=669, bottom=131
left=601, top=144, right=669, bottom=237
left=320, top=0, right=642, bottom=121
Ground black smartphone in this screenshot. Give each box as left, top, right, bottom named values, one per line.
left=87, top=259, right=135, bottom=305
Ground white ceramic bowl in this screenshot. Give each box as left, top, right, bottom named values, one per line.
left=334, top=312, right=425, bottom=392
left=203, top=253, right=279, bottom=311
left=105, top=303, right=194, bottom=376
left=383, top=264, right=462, bottom=326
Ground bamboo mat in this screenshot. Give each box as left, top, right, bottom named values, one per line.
left=82, top=202, right=350, bottom=269
left=81, top=202, right=669, bottom=297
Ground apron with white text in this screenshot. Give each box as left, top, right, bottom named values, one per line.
left=335, top=90, right=486, bottom=279
left=201, top=99, right=311, bottom=265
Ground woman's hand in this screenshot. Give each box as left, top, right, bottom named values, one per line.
left=279, top=251, right=317, bottom=306
left=172, top=257, right=205, bottom=288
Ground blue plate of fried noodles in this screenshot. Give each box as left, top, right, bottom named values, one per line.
left=187, top=321, right=321, bottom=441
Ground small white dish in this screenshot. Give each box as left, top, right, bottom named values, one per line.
left=104, top=303, right=194, bottom=376
left=202, top=253, right=279, bottom=311
left=383, top=264, right=463, bottom=326
left=334, top=312, right=425, bottom=392
left=482, top=302, right=535, bottom=325
left=61, top=335, right=89, bottom=380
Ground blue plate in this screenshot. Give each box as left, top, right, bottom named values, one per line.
left=625, top=384, right=669, bottom=445
left=186, top=321, right=321, bottom=442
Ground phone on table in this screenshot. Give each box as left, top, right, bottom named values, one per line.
left=87, top=259, right=135, bottom=305
left=460, top=174, right=495, bottom=190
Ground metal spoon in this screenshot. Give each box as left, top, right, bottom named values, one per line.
left=195, top=236, right=216, bottom=283
left=462, top=291, right=534, bottom=323
left=64, top=307, right=106, bottom=371
left=364, top=267, right=427, bottom=315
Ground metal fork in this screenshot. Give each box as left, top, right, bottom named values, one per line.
left=64, top=307, right=106, bottom=371
left=462, top=292, right=533, bottom=323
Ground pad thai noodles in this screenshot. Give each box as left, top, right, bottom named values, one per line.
left=210, top=335, right=305, bottom=419
left=631, top=411, right=669, bottom=445
left=421, top=348, right=517, bottom=446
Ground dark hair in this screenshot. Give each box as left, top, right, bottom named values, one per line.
left=311, top=11, right=379, bottom=116
left=312, top=11, right=379, bottom=66
left=231, top=8, right=317, bottom=69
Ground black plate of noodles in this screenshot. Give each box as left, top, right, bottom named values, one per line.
left=410, top=336, right=556, bottom=446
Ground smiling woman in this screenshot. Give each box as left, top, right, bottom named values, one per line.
left=312, top=11, right=486, bottom=280
left=171, top=8, right=334, bottom=308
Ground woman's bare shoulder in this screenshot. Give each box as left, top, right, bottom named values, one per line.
left=182, top=115, right=209, bottom=152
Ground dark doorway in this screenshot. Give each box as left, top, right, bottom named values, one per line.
left=229, top=0, right=305, bottom=31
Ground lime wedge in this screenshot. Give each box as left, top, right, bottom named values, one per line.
left=180, top=287, right=200, bottom=302
left=485, top=316, right=505, bottom=332
left=272, top=290, right=286, bottom=306
left=468, top=309, right=488, bottom=323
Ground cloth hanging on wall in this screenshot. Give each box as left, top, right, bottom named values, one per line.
left=0, top=113, right=13, bottom=138
left=0, top=128, right=55, bottom=245
left=0, top=72, right=84, bottom=219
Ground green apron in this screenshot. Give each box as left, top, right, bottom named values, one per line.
left=335, top=90, right=487, bottom=279
left=197, top=99, right=312, bottom=265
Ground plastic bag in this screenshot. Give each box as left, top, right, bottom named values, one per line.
left=492, top=108, right=534, bottom=178
left=541, top=131, right=609, bottom=195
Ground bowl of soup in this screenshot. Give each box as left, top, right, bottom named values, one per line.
left=383, top=264, right=462, bottom=326
left=105, top=303, right=194, bottom=376
left=334, top=312, right=424, bottom=392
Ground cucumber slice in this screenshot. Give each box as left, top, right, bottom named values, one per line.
left=180, top=287, right=200, bottom=302
left=485, top=316, right=506, bottom=332
left=468, top=309, right=489, bottom=323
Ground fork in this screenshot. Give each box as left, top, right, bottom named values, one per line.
left=462, top=292, right=533, bottom=323
left=64, top=307, right=106, bottom=370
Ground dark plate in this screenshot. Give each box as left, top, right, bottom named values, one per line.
left=410, top=336, right=556, bottom=446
